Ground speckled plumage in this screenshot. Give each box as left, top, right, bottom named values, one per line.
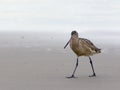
left=70, top=34, right=101, bottom=56
left=64, top=31, right=101, bottom=78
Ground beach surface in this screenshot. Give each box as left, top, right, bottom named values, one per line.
left=0, top=31, right=120, bottom=90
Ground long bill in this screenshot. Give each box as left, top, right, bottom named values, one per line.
left=64, top=39, right=70, bottom=49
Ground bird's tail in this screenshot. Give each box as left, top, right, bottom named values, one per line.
left=96, top=48, right=101, bottom=53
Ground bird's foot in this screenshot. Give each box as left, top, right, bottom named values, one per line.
left=66, top=75, right=76, bottom=78
left=89, top=73, right=96, bottom=77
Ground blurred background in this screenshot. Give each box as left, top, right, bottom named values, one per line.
left=0, top=0, right=120, bottom=48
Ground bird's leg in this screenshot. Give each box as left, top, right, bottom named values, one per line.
left=67, top=57, right=79, bottom=78
left=88, top=56, right=96, bottom=77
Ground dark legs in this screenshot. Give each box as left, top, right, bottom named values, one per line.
left=67, top=57, right=79, bottom=78
left=88, top=56, right=96, bottom=77
left=66, top=56, right=96, bottom=78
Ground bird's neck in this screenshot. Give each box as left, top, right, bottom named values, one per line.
left=71, top=35, right=79, bottom=39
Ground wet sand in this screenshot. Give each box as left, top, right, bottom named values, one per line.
left=0, top=32, right=120, bottom=90
left=0, top=46, right=120, bottom=90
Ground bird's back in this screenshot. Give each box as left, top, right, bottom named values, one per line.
left=80, top=38, right=101, bottom=53
left=70, top=37, right=101, bottom=56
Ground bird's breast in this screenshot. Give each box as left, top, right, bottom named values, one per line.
left=70, top=38, right=83, bottom=56
left=70, top=37, right=79, bottom=49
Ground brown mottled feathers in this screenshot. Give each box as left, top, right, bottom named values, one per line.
left=64, top=31, right=99, bottom=77
left=70, top=36, right=101, bottom=56
left=79, top=38, right=101, bottom=53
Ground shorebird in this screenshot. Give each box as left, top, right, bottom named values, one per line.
left=64, top=31, right=101, bottom=78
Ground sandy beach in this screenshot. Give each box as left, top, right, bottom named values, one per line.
left=1, top=0, right=120, bottom=89
left=0, top=32, right=120, bottom=90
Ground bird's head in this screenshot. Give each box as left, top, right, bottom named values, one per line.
left=64, top=30, right=78, bottom=49
left=71, top=31, right=78, bottom=37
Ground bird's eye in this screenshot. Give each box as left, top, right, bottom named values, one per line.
left=71, top=31, right=77, bottom=35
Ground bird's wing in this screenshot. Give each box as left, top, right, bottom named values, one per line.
left=79, top=38, right=101, bottom=52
